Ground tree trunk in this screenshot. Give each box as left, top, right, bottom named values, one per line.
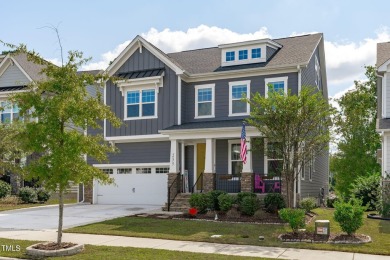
left=10, top=172, right=21, bottom=195
left=57, top=187, right=64, bottom=245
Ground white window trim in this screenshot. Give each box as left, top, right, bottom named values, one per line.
left=228, top=139, right=242, bottom=175
left=194, top=84, right=215, bottom=119
left=251, top=48, right=262, bottom=59
left=0, top=100, right=19, bottom=124
left=228, top=80, right=251, bottom=117
left=124, top=87, right=158, bottom=121
left=264, top=139, right=283, bottom=179
left=238, top=49, right=248, bottom=60
left=264, top=76, right=288, bottom=98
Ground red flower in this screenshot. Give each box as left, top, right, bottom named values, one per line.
left=189, top=207, right=198, bottom=216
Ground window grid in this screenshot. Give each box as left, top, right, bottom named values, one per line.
left=117, top=168, right=132, bottom=174
left=231, top=85, right=248, bottom=114
left=269, top=81, right=285, bottom=94
left=238, top=50, right=248, bottom=60
left=266, top=142, right=283, bottom=178
left=230, top=142, right=242, bottom=176
left=156, top=167, right=169, bottom=174
left=136, top=168, right=152, bottom=174
left=226, top=51, right=235, bottom=61
left=102, top=169, right=113, bottom=175
left=196, top=87, right=213, bottom=117
left=0, top=101, right=20, bottom=124
left=251, top=48, right=261, bottom=59
left=126, top=89, right=156, bottom=119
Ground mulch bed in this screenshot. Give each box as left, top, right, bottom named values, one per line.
left=33, top=242, right=77, bottom=250
left=133, top=209, right=316, bottom=225
left=279, top=232, right=371, bottom=244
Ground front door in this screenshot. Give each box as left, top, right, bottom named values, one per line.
left=196, top=143, right=206, bottom=189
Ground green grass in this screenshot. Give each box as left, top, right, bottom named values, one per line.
left=0, top=197, right=77, bottom=212
left=67, top=208, right=390, bottom=255
left=0, top=238, right=271, bottom=259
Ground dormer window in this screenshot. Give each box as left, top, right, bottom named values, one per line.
left=251, top=48, right=261, bottom=59
left=226, top=51, right=235, bottom=62
left=238, top=50, right=248, bottom=60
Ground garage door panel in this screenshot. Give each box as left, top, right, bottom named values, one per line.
left=96, top=172, right=167, bottom=205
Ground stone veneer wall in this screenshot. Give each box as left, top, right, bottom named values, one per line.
left=203, top=172, right=215, bottom=192
left=240, top=172, right=254, bottom=192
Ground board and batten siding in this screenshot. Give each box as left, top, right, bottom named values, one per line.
left=183, top=72, right=298, bottom=124
left=0, top=64, right=30, bottom=87
left=105, top=48, right=178, bottom=137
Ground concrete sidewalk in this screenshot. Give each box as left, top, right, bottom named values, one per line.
left=0, top=230, right=389, bottom=260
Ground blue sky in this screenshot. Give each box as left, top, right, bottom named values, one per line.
left=2, top=0, right=390, bottom=97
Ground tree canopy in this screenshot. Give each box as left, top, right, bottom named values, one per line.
left=246, top=86, right=334, bottom=208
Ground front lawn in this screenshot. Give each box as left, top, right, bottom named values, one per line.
left=0, top=238, right=270, bottom=259
left=67, top=208, right=390, bottom=255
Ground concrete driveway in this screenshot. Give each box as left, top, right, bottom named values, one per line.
left=0, top=204, right=161, bottom=231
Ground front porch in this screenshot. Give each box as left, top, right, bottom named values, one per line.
left=166, top=132, right=283, bottom=209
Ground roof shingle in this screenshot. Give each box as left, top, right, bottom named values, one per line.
left=377, top=42, right=390, bottom=68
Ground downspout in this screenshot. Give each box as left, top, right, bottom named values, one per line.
left=297, top=65, right=302, bottom=94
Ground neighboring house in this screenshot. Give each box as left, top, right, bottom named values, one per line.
left=376, top=42, right=390, bottom=178
left=85, top=33, right=329, bottom=206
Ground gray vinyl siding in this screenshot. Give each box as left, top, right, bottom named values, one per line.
left=185, top=145, right=194, bottom=189
left=0, top=64, right=30, bottom=87
left=300, top=149, right=329, bottom=198
left=386, top=72, right=390, bottom=118
left=301, top=47, right=320, bottom=89
left=181, top=80, right=189, bottom=123
left=88, top=141, right=170, bottom=165
left=266, top=46, right=278, bottom=60
left=106, top=48, right=178, bottom=137
left=378, top=76, right=382, bottom=120
left=183, top=72, right=298, bottom=123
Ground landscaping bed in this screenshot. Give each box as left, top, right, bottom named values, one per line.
left=279, top=232, right=371, bottom=244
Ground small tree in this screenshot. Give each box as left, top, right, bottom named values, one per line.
left=333, top=198, right=365, bottom=236
left=246, top=86, right=334, bottom=208
left=3, top=43, right=121, bottom=246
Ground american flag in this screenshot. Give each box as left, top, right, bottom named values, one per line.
left=240, top=123, right=247, bottom=164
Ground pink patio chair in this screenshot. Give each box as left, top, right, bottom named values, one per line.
left=254, top=175, right=265, bottom=193
left=272, top=181, right=281, bottom=193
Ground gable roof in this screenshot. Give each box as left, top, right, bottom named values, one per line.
left=377, top=42, right=390, bottom=69
left=166, top=33, right=323, bottom=74
left=0, top=53, right=48, bottom=83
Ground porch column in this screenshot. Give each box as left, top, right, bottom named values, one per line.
left=241, top=137, right=253, bottom=192
left=169, top=139, right=180, bottom=173
left=242, top=137, right=253, bottom=173
left=203, top=138, right=216, bottom=192
left=204, top=138, right=215, bottom=173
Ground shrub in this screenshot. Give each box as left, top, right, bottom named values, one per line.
left=240, top=196, right=259, bottom=216
left=218, top=193, right=234, bottom=212
left=279, top=208, right=306, bottom=233
left=264, top=193, right=285, bottom=213
left=377, top=179, right=390, bottom=217
left=0, top=180, right=11, bottom=199
left=351, top=174, right=381, bottom=211
left=18, top=187, right=37, bottom=204
left=326, top=196, right=338, bottom=208
left=36, top=188, right=51, bottom=203
left=189, top=193, right=209, bottom=213
left=333, top=198, right=366, bottom=235
left=236, top=192, right=257, bottom=205
left=300, top=197, right=317, bottom=213
left=206, top=190, right=227, bottom=211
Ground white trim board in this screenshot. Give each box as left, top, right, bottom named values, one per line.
left=93, top=162, right=170, bottom=168
left=105, top=134, right=169, bottom=143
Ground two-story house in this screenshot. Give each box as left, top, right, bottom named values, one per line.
left=85, top=33, right=329, bottom=207
left=376, top=42, right=390, bottom=178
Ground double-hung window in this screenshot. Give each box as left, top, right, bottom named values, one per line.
left=126, top=89, right=156, bottom=119
left=228, top=140, right=242, bottom=176
left=195, top=84, right=215, bottom=118
left=251, top=48, right=261, bottom=59
left=265, top=77, right=288, bottom=97
left=229, top=80, right=250, bottom=116
left=0, top=101, right=20, bottom=123
left=226, top=51, right=235, bottom=62
left=238, top=50, right=248, bottom=60
left=266, top=142, right=283, bottom=177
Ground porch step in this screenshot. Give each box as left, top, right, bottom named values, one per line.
left=162, top=193, right=192, bottom=212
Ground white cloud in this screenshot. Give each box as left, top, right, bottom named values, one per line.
left=325, top=27, right=390, bottom=87
left=80, top=25, right=270, bottom=70
left=79, top=25, right=390, bottom=98
left=46, top=58, right=62, bottom=67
